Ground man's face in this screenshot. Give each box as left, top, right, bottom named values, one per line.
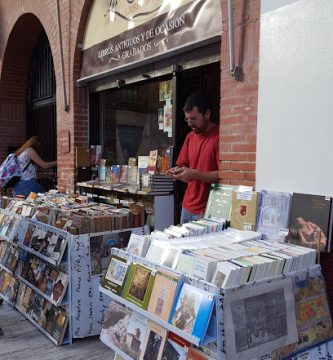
left=184, top=106, right=211, bottom=134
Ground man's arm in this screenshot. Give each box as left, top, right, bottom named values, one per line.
left=173, top=167, right=219, bottom=183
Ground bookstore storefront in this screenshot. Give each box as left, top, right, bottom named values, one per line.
left=78, top=0, right=222, bottom=222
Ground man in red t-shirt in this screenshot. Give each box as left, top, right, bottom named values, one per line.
left=167, top=93, right=219, bottom=224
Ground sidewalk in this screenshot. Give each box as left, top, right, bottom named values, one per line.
left=0, top=301, right=113, bottom=360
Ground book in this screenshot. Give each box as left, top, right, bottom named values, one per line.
left=101, top=255, right=130, bottom=295
left=123, top=312, right=148, bottom=360
left=140, top=321, right=167, bottom=360
left=256, top=190, right=292, bottom=240
left=169, top=283, right=215, bottom=345
left=100, top=301, right=133, bottom=355
left=122, top=264, right=156, bottom=309
left=147, top=268, right=182, bottom=322
left=156, top=146, right=173, bottom=175
left=126, top=233, right=150, bottom=257
left=272, top=266, right=333, bottom=359
left=205, top=184, right=238, bottom=222
left=286, top=193, right=332, bottom=252
left=52, top=307, right=69, bottom=344
left=186, top=348, right=215, bottom=359
left=230, top=190, right=258, bottom=231
left=147, top=150, right=158, bottom=174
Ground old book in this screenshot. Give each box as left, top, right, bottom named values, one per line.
left=156, top=146, right=173, bottom=175
left=100, top=301, right=133, bottom=354
left=122, top=264, right=156, bottom=309
left=101, top=255, right=130, bottom=296
left=205, top=184, right=238, bottom=222
left=230, top=190, right=258, bottom=231
left=125, top=312, right=148, bottom=360
left=272, top=267, right=333, bottom=359
left=147, top=150, right=158, bottom=174
left=169, top=283, right=215, bottom=345
left=147, top=268, right=182, bottom=322
left=50, top=270, right=68, bottom=305
left=52, top=307, right=69, bottom=344
left=256, top=190, right=292, bottom=240
left=126, top=233, right=150, bottom=257
left=186, top=347, right=215, bottom=359
left=286, top=193, right=332, bottom=252
left=139, top=321, right=167, bottom=360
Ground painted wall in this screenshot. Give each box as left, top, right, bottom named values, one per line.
left=257, top=0, right=333, bottom=195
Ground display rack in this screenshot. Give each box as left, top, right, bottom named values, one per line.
left=76, top=182, right=174, bottom=230
left=0, top=211, right=72, bottom=345
left=0, top=206, right=150, bottom=343
left=99, top=247, right=333, bottom=360
left=100, top=248, right=221, bottom=359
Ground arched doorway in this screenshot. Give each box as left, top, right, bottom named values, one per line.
left=27, top=32, right=57, bottom=190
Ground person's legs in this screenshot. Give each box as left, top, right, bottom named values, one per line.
left=180, top=207, right=202, bottom=225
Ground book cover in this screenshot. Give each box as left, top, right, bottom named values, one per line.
left=147, top=268, right=181, bottom=322
left=120, top=165, right=129, bottom=183
left=51, top=270, right=68, bottom=304
left=230, top=190, right=258, bottom=231
left=256, top=190, right=292, bottom=240
left=272, top=267, right=333, bottom=359
left=286, top=193, right=332, bottom=252
left=52, top=307, right=69, bottom=344
left=156, top=146, right=173, bottom=175
left=101, top=255, right=130, bottom=296
left=126, top=233, right=150, bottom=257
left=186, top=348, right=215, bottom=360
left=161, top=339, right=188, bottom=360
left=169, top=283, right=215, bottom=344
left=100, top=301, right=132, bottom=354
left=125, top=312, right=148, bottom=360
left=122, top=264, right=156, bottom=309
left=140, top=321, right=167, bottom=360
left=147, top=150, right=158, bottom=175
left=205, top=184, right=238, bottom=221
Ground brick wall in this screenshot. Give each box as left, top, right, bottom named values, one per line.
left=0, top=0, right=92, bottom=193
left=0, top=0, right=260, bottom=192
left=220, top=0, right=260, bottom=188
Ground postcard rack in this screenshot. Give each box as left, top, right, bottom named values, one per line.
left=0, top=207, right=150, bottom=344
left=0, top=210, right=72, bottom=345
left=99, top=247, right=333, bottom=360
left=99, top=248, right=222, bottom=359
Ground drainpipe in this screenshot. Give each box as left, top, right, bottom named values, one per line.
left=227, top=0, right=242, bottom=81
left=56, top=0, right=69, bottom=112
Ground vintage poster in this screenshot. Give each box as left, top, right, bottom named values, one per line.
left=223, top=278, right=298, bottom=360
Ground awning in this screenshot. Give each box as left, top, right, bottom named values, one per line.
left=78, top=0, right=222, bottom=84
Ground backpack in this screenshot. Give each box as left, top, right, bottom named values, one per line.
left=0, top=153, right=31, bottom=189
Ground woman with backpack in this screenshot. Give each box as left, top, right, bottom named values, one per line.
left=12, top=136, right=57, bottom=197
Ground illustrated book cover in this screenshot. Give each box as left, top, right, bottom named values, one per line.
left=139, top=321, right=167, bottom=360
left=230, top=190, right=258, bottom=231
left=286, top=193, right=332, bottom=252
left=147, top=268, right=182, bottom=322
left=256, top=190, right=292, bottom=240
left=101, top=255, right=130, bottom=296
left=169, top=283, right=215, bottom=345
left=122, top=263, right=156, bottom=309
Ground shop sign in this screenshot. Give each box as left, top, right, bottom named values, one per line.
left=79, top=0, right=221, bottom=82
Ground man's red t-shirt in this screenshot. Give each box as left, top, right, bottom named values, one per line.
left=176, top=124, right=219, bottom=215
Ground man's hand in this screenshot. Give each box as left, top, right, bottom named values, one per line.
left=173, top=167, right=194, bottom=183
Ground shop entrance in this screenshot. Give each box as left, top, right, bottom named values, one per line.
left=89, top=61, right=220, bottom=224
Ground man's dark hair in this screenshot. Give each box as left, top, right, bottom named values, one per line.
left=183, top=92, right=210, bottom=114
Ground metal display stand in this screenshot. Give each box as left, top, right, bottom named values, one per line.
left=100, top=248, right=222, bottom=359
left=0, top=207, right=150, bottom=344
left=0, top=212, right=72, bottom=345
left=99, top=248, right=333, bottom=360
